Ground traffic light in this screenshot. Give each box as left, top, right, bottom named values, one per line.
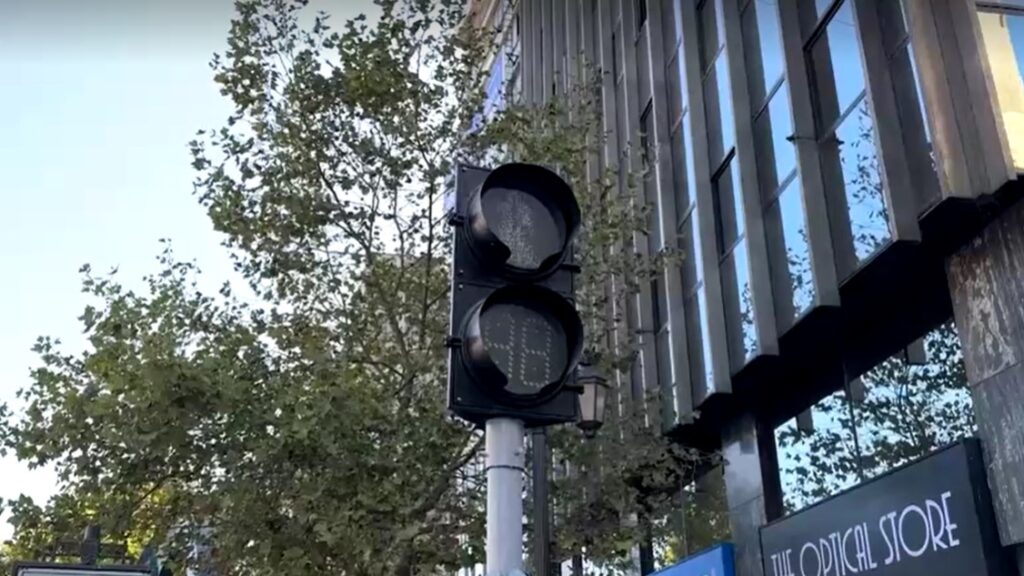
left=446, top=162, right=584, bottom=427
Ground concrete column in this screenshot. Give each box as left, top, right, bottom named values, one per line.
left=720, top=413, right=784, bottom=576
left=947, top=195, right=1024, bottom=574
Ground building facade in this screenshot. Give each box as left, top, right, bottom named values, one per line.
left=467, top=0, right=1024, bottom=575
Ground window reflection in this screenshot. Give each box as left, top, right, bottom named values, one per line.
left=704, top=55, right=736, bottom=165
left=656, top=326, right=674, bottom=423
left=699, top=0, right=725, bottom=71
left=722, top=242, right=756, bottom=366
left=775, top=323, right=973, bottom=512
left=680, top=213, right=701, bottom=293
left=977, top=8, right=1024, bottom=170
left=652, top=272, right=674, bottom=425
left=894, top=43, right=939, bottom=209
left=811, top=0, right=890, bottom=272
left=674, top=114, right=697, bottom=225
left=685, top=288, right=717, bottom=398
left=754, top=84, right=797, bottom=199
left=1010, top=13, right=1024, bottom=79
left=746, top=0, right=816, bottom=326
left=702, top=0, right=757, bottom=366
left=672, top=0, right=718, bottom=398
left=714, top=153, right=760, bottom=364
left=668, top=57, right=684, bottom=125
left=905, top=45, right=930, bottom=147
left=831, top=99, right=889, bottom=262
left=713, top=156, right=744, bottom=253
left=878, top=0, right=939, bottom=211
left=766, top=180, right=814, bottom=323
left=743, top=0, right=785, bottom=107
left=469, top=55, right=505, bottom=133
left=815, top=0, right=834, bottom=20
left=811, top=2, right=866, bottom=133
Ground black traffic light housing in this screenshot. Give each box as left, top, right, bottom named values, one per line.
left=446, top=163, right=584, bottom=427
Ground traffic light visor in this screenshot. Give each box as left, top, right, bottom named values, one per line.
left=462, top=284, right=584, bottom=405
left=466, top=163, right=580, bottom=279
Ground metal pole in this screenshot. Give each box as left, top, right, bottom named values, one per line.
left=81, top=524, right=100, bottom=566
left=486, top=417, right=526, bottom=575
left=531, top=429, right=551, bottom=576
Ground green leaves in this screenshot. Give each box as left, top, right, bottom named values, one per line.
left=3, top=1, right=715, bottom=574
left=776, top=323, right=973, bottom=512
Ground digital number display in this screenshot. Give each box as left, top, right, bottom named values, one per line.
left=482, top=187, right=562, bottom=270
left=480, top=302, right=568, bottom=395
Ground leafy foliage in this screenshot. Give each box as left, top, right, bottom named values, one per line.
left=1, top=1, right=712, bottom=575
left=776, top=323, right=975, bottom=511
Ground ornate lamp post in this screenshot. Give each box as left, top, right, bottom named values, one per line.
left=570, top=355, right=609, bottom=576
left=575, top=358, right=609, bottom=439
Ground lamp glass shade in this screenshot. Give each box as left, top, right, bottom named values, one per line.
left=576, top=366, right=609, bottom=434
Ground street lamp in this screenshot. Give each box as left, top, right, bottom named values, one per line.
left=571, top=355, right=608, bottom=576
left=575, top=357, right=609, bottom=438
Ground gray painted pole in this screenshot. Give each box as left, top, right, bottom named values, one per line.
left=486, top=417, right=526, bottom=576
left=531, top=429, right=551, bottom=576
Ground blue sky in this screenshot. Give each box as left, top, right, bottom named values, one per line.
left=0, top=0, right=239, bottom=537
left=0, top=0, right=371, bottom=539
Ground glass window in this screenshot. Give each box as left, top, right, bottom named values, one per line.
left=977, top=8, right=1024, bottom=170
left=656, top=326, right=675, bottom=423
left=904, top=44, right=931, bottom=147
left=878, top=0, right=909, bottom=56
left=699, top=0, right=725, bottom=71
left=672, top=129, right=689, bottom=224
left=651, top=272, right=675, bottom=422
left=766, top=179, right=815, bottom=324
left=664, top=0, right=681, bottom=52
left=680, top=211, right=701, bottom=293
left=616, top=76, right=627, bottom=157
left=722, top=242, right=757, bottom=367
left=468, top=55, right=505, bottom=133
left=754, top=83, right=797, bottom=202
left=700, top=0, right=735, bottom=168
left=743, top=0, right=786, bottom=109
left=831, top=99, right=889, bottom=263
left=641, top=101, right=654, bottom=172
left=651, top=277, right=664, bottom=329
left=667, top=1, right=688, bottom=131
left=485, top=55, right=505, bottom=117
left=815, top=0, right=835, bottom=21
left=612, top=31, right=619, bottom=80
left=675, top=114, right=698, bottom=228
left=776, top=323, right=974, bottom=512
left=877, top=0, right=938, bottom=210
left=810, top=1, right=891, bottom=270
left=685, top=288, right=716, bottom=397
left=704, top=54, right=736, bottom=166
left=713, top=156, right=744, bottom=255
left=891, top=41, right=939, bottom=210
left=810, top=1, right=867, bottom=133
left=1009, top=12, right=1024, bottom=79
left=668, top=54, right=684, bottom=125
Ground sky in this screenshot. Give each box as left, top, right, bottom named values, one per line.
left=0, top=0, right=372, bottom=541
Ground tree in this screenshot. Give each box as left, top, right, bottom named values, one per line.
left=2, top=1, right=709, bottom=575
left=776, top=322, right=975, bottom=511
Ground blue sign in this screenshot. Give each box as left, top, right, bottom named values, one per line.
left=652, top=543, right=736, bottom=576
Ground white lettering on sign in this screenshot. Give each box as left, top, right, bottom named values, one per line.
left=768, top=491, right=961, bottom=576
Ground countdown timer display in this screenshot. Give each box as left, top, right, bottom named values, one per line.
left=480, top=301, right=569, bottom=395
